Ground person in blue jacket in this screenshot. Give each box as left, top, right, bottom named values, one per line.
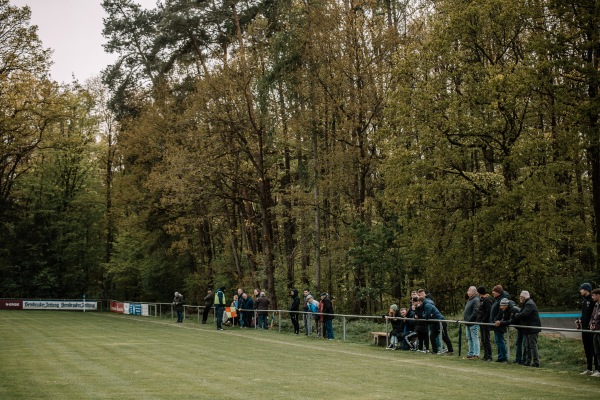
left=415, top=296, right=454, bottom=354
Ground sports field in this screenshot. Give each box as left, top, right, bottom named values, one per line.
left=0, top=311, right=597, bottom=399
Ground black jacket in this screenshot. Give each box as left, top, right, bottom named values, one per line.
left=512, top=298, right=541, bottom=334
left=581, top=294, right=595, bottom=329
left=290, top=289, right=300, bottom=312
left=477, top=294, right=492, bottom=324
left=321, top=297, right=334, bottom=321
left=490, top=291, right=510, bottom=332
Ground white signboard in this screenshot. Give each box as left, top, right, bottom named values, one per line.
left=23, top=300, right=97, bottom=310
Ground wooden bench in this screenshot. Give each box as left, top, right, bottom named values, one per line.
left=370, top=331, right=388, bottom=346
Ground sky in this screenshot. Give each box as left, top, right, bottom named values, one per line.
left=10, top=0, right=158, bottom=84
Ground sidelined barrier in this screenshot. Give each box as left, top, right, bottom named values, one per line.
left=104, top=300, right=599, bottom=358
left=3, top=298, right=597, bottom=359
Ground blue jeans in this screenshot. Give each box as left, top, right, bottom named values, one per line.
left=466, top=325, right=480, bottom=356
left=325, top=320, right=334, bottom=339
left=176, top=310, right=183, bottom=323
left=258, top=314, right=269, bottom=329
left=494, top=330, right=507, bottom=361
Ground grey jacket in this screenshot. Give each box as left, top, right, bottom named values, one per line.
left=463, top=294, right=480, bottom=322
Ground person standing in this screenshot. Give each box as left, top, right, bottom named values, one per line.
left=417, top=296, right=454, bottom=354
left=589, top=288, right=600, bottom=377
left=289, top=289, right=300, bottom=335
left=577, top=283, right=598, bottom=375
left=214, top=287, right=226, bottom=331
left=255, top=291, right=270, bottom=329
left=202, top=289, right=214, bottom=324
left=173, top=292, right=184, bottom=323
left=321, top=293, right=335, bottom=340
left=477, top=286, right=493, bottom=361
left=511, top=290, right=541, bottom=367
left=494, top=297, right=521, bottom=364
left=490, top=285, right=510, bottom=362
left=464, top=286, right=480, bottom=359
left=303, top=289, right=312, bottom=335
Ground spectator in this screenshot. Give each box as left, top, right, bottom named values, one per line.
left=385, top=304, right=402, bottom=350
left=202, top=289, right=213, bottom=324
left=214, top=287, right=226, bottom=331
left=412, top=297, right=430, bottom=352
left=236, top=289, right=246, bottom=328
left=589, top=288, right=600, bottom=377
left=230, top=294, right=239, bottom=326
left=416, top=296, right=454, bottom=354
left=306, top=293, right=319, bottom=336
left=490, top=285, right=510, bottom=362
left=397, top=307, right=417, bottom=350
left=511, top=290, right=541, bottom=367
left=477, top=286, right=493, bottom=361
left=255, top=291, right=270, bottom=329
left=289, top=289, right=300, bottom=335
left=494, top=297, right=520, bottom=363
left=240, top=292, right=254, bottom=328
left=303, top=289, right=312, bottom=335
left=577, top=283, right=598, bottom=375
left=321, top=292, right=335, bottom=340
left=464, top=286, right=480, bottom=359
left=173, top=291, right=184, bottom=323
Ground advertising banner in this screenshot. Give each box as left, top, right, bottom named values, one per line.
left=0, top=299, right=22, bottom=310
left=110, top=301, right=125, bottom=314
left=129, top=303, right=142, bottom=316
left=22, top=300, right=97, bottom=310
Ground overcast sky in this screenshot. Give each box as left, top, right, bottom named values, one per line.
left=10, top=0, right=158, bottom=84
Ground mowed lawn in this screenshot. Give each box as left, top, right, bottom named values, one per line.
left=0, top=311, right=597, bottom=399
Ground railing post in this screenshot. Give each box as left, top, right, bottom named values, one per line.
left=278, top=311, right=281, bottom=332
left=343, top=316, right=346, bottom=341
left=458, top=323, right=463, bottom=356
left=507, top=327, right=511, bottom=361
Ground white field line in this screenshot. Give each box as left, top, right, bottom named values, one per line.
left=94, top=313, right=593, bottom=393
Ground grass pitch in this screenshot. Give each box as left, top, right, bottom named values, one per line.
left=0, top=311, right=597, bottom=399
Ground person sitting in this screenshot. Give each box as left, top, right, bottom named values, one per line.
left=384, top=304, right=402, bottom=350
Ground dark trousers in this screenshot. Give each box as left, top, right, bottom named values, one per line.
left=480, top=325, right=492, bottom=360
left=215, top=306, right=225, bottom=329
left=582, top=332, right=599, bottom=371
left=202, top=306, right=211, bottom=323
left=291, top=312, right=299, bottom=334
left=430, top=321, right=453, bottom=353
left=525, top=332, right=539, bottom=365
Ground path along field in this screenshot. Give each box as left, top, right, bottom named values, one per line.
left=0, top=311, right=597, bottom=399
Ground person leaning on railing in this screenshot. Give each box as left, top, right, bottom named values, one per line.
left=588, top=288, right=600, bottom=377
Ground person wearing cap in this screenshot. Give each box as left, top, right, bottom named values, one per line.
left=589, top=288, right=600, bottom=377
left=490, top=285, right=510, bottom=362
left=477, top=286, right=493, bottom=361
left=173, top=291, right=184, bottom=323
left=511, top=290, right=541, bottom=367
left=494, top=297, right=520, bottom=363
left=320, top=292, right=335, bottom=340
left=577, top=283, right=598, bottom=375
left=384, top=304, right=402, bottom=349
left=463, top=286, right=480, bottom=359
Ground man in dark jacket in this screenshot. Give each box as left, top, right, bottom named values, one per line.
left=320, top=293, right=335, bottom=340
left=214, top=287, right=226, bottom=330
left=511, top=290, right=542, bottom=367
left=173, top=291, right=184, bottom=323
left=416, top=296, right=454, bottom=354
left=577, top=283, right=598, bottom=375
left=289, top=289, right=300, bottom=335
left=202, top=289, right=213, bottom=324
left=255, top=291, right=270, bottom=329
left=494, top=297, right=520, bottom=363
left=490, top=285, right=510, bottom=362
left=477, top=286, right=493, bottom=361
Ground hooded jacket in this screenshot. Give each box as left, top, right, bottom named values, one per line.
left=490, top=291, right=510, bottom=331
left=289, top=289, right=300, bottom=312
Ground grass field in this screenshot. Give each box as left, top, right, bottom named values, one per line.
left=0, top=311, right=598, bottom=399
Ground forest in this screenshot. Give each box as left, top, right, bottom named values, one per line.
left=1, top=0, right=599, bottom=314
